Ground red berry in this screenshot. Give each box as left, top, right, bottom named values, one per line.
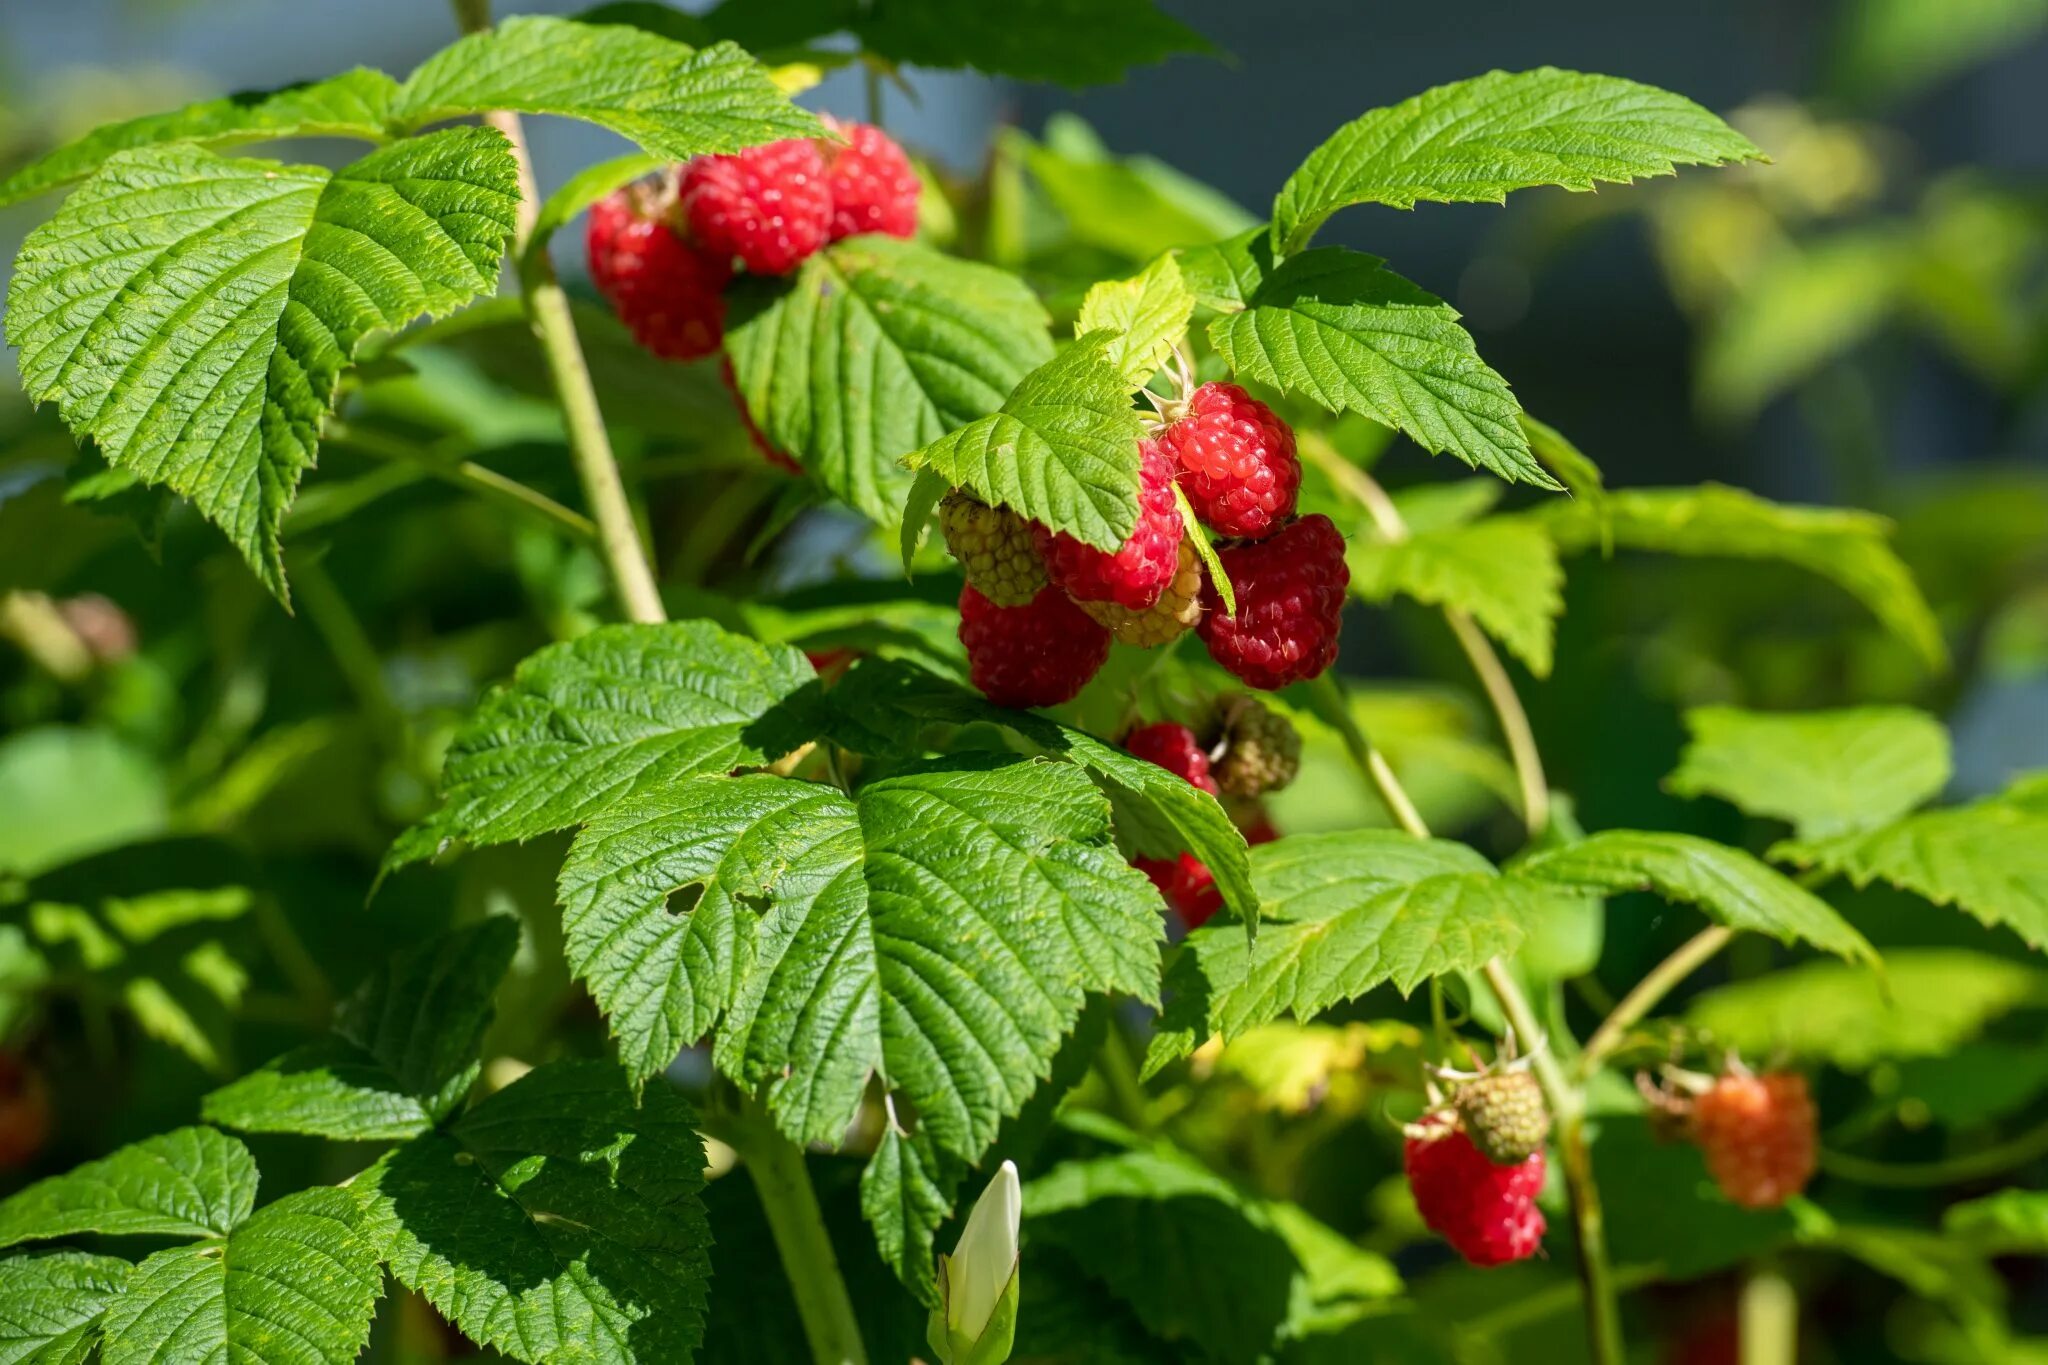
left=719, top=359, right=801, bottom=474
left=1404, top=1119, right=1547, bottom=1267
left=680, top=139, right=833, bottom=276
left=0, top=1055, right=49, bottom=1169
left=1197, top=514, right=1348, bottom=690
left=1691, top=1071, right=1817, bottom=1209
left=1135, top=817, right=1277, bottom=929
left=958, top=584, right=1110, bottom=709
left=821, top=117, right=921, bottom=242
left=1161, top=382, right=1300, bottom=540
left=1035, top=440, right=1184, bottom=611
left=1124, top=722, right=1218, bottom=794
left=586, top=187, right=730, bottom=361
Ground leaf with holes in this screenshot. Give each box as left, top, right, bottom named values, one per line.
left=362, top=1059, right=713, bottom=1365
left=387, top=622, right=819, bottom=870
left=5, top=130, right=519, bottom=599
left=724, top=236, right=1052, bottom=525
left=1208, top=248, right=1554, bottom=489
left=0, top=1127, right=255, bottom=1248
left=1272, top=67, right=1762, bottom=254
left=203, top=918, right=518, bottom=1141
left=1669, top=705, right=1952, bottom=838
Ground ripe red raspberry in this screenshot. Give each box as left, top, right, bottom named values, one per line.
left=958, top=584, right=1110, bottom=709
left=1404, top=1119, right=1547, bottom=1267
left=718, top=359, right=801, bottom=474
left=1136, top=817, right=1277, bottom=929
left=680, top=139, right=833, bottom=276
left=586, top=186, right=730, bottom=361
left=1035, top=440, right=1184, bottom=612
left=1077, top=538, right=1202, bottom=647
left=1691, top=1071, right=1817, bottom=1209
left=941, top=492, right=1047, bottom=607
left=821, top=117, right=920, bottom=242
left=1197, top=514, right=1348, bottom=690
left=1124, top=722, right=1218, bottom=794
left=1161, top=382, right=1300, bottom=540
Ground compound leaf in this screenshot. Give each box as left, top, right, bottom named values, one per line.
left=1669, top=704, right=1952, bottom=838
left=1208, top=248, right=1554, bottom=489
left=1272, top=68, right=1763, bottom=254
left=1517, top=829, right=1878, bottom=965
left=6, top=130, right=519, bottom=599
left=387, top=622, right=818, bottom=870
left=0, top=1128, right=255, bottom=1249
left=904, top=335, right=1146, bottom=552
left=724, top=236, right=1051, bottom=525
left=362, top=1060, right=713, bottom=1365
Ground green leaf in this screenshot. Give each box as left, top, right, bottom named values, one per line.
left=556, top=757, right=1161, bottom=1157
left=0, top=1252, right=131, bottom=1365
left=904, top=334, right=1147, bottom=552
left=899, top=467, right=951, bottom=575
left=853, top=0, right=1212, bottom=86
left=387, top=622, right=818, bottom=870
left=723, top=236, right=1052, bottom=525
left=1517, top=829, right=1878, bottom=965
left=1018, top=120, right=1258, bottom=265
left=820, top=658, right=1256, bottom=925
left=1595, top=1115, right=1792, bottom=1277
left=0, top=1128, right=256, bottom=1249
left=362, top=1059, right=712, bottom=1365
left=1076, top=256, right=1196, bottom=387
left=204, top=918, right=519, bottom=1140
left=1207, top=248, right=1555, bottom=489
left=1945, top=1189, right=2048, bottom=1254
left=1271, top=67, right=1763, bottom=254
left=528, top=151, right=666, bottom=264
left=1173, top=484, right=1236, bottom=618
left=861, top=1125, right=961, bottom=1309
left=1348, top=515, right=1563, bottom=675
left=0, top=69, right=398, bottom=209
left=1685, top=949, right=2048, bottom=1070
left=1531, top=483, right=1948, bottom=670
left=6, top=130, right=520, bottom=598
left=1774, top=773, right=2048, bottom=948
left=97, top=1187, right=381, bottom=1365
left=392, top=16, right=819, bottom=158
left=1145, top=832, right=1536, bottom=1074
left=1519, top=413, right=1607, bottom=508
left=1175, top=228, right=1272, bottom=314
left=1668, top=705, right=1952, bottom=838
left=1830, top=0, right=2048, bottom=106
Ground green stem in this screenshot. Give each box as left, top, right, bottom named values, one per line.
left=1821, top=1116, right=2048, bottom=1188
left=1094, top=1021, right=1152, bottom=1132
left=327, top=423, right=598, bottom=544
left=1321, top=669, right=1624, bottom=1365
left=725, top=1104, right=871, bottom=1365
left=1741, top=1261, right=1798, bottom=1365
left=1578, top=926, right=1734, bottom=1077
left=289, top=552, right=403, bottom=745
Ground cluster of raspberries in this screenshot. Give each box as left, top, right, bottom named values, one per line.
left=1117, top=697, right=1300, bottom=928
left=584, top=117, right=920, bottom=469
left=949, top=383, right=1347, bottom=708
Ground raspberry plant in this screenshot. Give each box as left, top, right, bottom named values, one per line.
left=1, top=5, right=2044, bottom=1365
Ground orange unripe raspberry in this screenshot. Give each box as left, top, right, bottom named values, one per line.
left=1691, top=1070, right=1817, bottom=1209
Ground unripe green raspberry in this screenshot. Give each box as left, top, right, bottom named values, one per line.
left=941, top=492, right=1046, bottom=608
left=1078, top=539, right=1201, bottom=647
left=1455, top=1071, right=1551, bottom=1166
left=1212, top=696, right=1302, bottom=797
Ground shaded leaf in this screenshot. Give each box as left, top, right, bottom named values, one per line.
left=853, top=0, right=1212, bottom=86
left=1668, top=704, right=1952, bottom=838
left=861, top=1124, right=962, bottom=1309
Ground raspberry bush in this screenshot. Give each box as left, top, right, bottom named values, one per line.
left=0, top=7, right=2043, bottom=1365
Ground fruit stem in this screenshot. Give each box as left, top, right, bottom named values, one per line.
left=1320, top=678, right=1626, bottom=1365
left=722, top=1096, right=873, bottom=1365
left=452, top=0, right=665, bottom=625
left=1579, top=925, right=1735, bottom=1077
left=1298, top=433, right=1551, bottom=834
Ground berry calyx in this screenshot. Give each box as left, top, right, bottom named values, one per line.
left=1404, top=1118, right=1547, bottom=1267
left=1454, top=1070, right=1552, bottom=1166
left=1161, top=382, right=1300, bottom=540
left=680, top=139, right=834, bottom=276
left=1124, top=722, right=1218, bottom=794
left=1197, top=513, right=1348, bottom=690
left=1211, top=696, right=1302, bottom=798
left=1691, top=1070, right=1817, bottom=1209
left=1036, top=440, right=1184, bottom=612
left=821, top=117, right=921, bottom=242
left=941, top=492, right=1047, bottom=608
left=958, top=584, right=1110, bottom=709
left=586, top=184, right=731, bottom=361
left=1077, top=538, right=1202, bottom=647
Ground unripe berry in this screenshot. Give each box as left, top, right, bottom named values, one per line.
left=1691, top=1070, right=1817, bottom=1209
left=941, top=493, right=1047, bottom=608
left=1211, top=696, right=1301, bottom=797
left=1454, top=1071, right=1551, bottom=1165
left=1077, top=538, right=1202, bottom=647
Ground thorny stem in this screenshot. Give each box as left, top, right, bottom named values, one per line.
left=1318, top=669, right=1624, bottom=1365
left=1578, top=926, right=1735, bottom=1076
left=448, top=6, right=866, bottom=1362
